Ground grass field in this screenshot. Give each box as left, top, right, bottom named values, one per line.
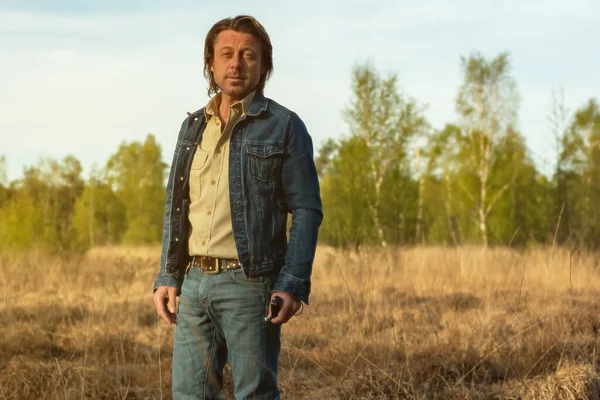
left=1, top=245, right=600, bottom=399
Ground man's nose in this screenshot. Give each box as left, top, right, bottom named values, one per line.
left=230, top=53, right=242, bottom=70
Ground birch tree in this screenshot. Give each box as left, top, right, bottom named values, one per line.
left=344, top=64, right=427, bottom=247
left=547, top=88, right=570, bottom=243
left=456, top=52, right=519, bottom=246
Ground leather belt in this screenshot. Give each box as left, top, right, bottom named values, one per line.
left=192, top=256, right=241, bottom=274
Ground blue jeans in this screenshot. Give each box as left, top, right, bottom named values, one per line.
left=173, top=266, right=281, bottom=399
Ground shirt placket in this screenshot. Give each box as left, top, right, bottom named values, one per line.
left=204, top=106, right=239, bottom=254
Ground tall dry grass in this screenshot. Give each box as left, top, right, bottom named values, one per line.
left=1, top=245, right=600, bottom=399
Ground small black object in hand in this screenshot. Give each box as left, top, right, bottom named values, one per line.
left=264, top=295, right=283, bottom=322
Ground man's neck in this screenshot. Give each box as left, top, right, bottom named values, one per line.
left=218, top=93, right=242, bottom=123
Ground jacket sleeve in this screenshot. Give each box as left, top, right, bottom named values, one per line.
left=272, top=113, right=323, bottom=304
left=153, top=117, right=190, bottom=293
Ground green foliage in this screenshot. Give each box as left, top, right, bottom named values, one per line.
left=319, top=136, right=374, bottom=248
left=456, top=51, right=519, bottom=127
left=422, top=124, right=464, bottom=244
left=0, top=193, right=42, bottom=251
left=319, top=63, right=427, bottom=248
left=0, top=134, right=166, bottom=253
left=486, top=127, right=548, bottom=245
left=559, top=99, right=600, bottom=248
left=318, top=55, right=599, bottom=250
left=105, top=134, right=167, bottom=244
left=0, top=156, right=85, bottom=252
left=72, top=180, right=127, bottom=247
left=452, top=52, right=521, bottom=246
left=1, top=54, right=599, bottom=252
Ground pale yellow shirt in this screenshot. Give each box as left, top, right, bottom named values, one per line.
left=187, top=91, right=255, bottom=258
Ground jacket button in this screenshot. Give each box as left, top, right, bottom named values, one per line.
left=180, top=177, right=184, bottom=181
left=194, top=117, right=198, bottom=121
left=175, top=237, right=179, bottom=242
left=186, top=147, right=190, bottom=151
left=176, top=208, right=180, bottom=212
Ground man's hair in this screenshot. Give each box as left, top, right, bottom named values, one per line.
left=204, top=15, right=273, bottom=96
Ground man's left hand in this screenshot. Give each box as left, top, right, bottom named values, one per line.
left=267, top=291, right=302, bottom=324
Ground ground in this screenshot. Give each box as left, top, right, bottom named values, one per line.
left=1, top=245, right=600, bottom=399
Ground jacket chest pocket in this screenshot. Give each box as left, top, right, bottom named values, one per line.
left=246, top=144, right=283, bottom=181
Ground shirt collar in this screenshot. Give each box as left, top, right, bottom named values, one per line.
left=204, top=91, right=256, bottom=120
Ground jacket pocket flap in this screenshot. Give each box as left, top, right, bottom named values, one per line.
left=245, top=143, right=283, bottom=158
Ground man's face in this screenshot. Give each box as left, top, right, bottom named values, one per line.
left=211, top=29, right=265, bottom=101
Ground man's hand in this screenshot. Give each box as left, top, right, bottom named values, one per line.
left=153, top=286, right=178, bottom=325
left=266, top=291, right=302, bottom=324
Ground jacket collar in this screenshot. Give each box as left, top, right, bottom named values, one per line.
left=246, top=91, right=268, bottom=117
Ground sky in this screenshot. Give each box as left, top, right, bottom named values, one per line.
left=1, top=0, right=599, bottom=181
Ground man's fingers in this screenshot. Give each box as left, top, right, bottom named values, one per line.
left=168, top=289, right=177, bottom=314
left=270, top=309, right=291, bottom=324
left=153, top=286, right=177, bottom=325
left=154, top=296, right=171, bottom=324
left=268, top=292, right=302, bottom=324
left=270, top=302, right=295, bottom=324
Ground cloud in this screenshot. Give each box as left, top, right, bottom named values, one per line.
left=0, top=0, right=195, bottom=15
left=1, top=1, right=599, bottom=180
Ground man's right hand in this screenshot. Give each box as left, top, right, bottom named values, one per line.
left=153, top=286, right=179, bottom=325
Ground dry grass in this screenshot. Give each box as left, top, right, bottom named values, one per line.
left=2, top=245, right=600, bottom=399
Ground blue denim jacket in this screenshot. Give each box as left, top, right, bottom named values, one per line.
left=153, top=92, right=322, bottom=304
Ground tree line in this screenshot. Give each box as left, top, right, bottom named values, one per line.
left=318, top=52, right=600, bottom=250
left=0, top=136, right=166, bottom=252
left=0, top=51, right=598, bottom=253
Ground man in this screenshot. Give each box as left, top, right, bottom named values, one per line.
left=152, top=15, right=322, bottom=399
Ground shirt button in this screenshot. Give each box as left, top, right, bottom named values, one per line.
left=216, top=120, right=220, bottom=126
left=211, top=180, right=216, bottom=185
left=202, top=241, right=206, bottom=246
left=216, top=149, right=222, bottom=154
left=207, top=210, right=212, bottom=215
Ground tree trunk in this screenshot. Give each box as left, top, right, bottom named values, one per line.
left=415, top=148, right=425, bottom=245
left=444, top=171, right=459, bottom=245
left=370, top=179, right=387, bottom=248
left=89, top=183, right=95, bottom=247
left=479, top=158, right=489, bottom=247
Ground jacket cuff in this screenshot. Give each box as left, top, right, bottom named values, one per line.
left=273, top=272, right=310, bottom=305
left=153, top=272, right=183, bottom=294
